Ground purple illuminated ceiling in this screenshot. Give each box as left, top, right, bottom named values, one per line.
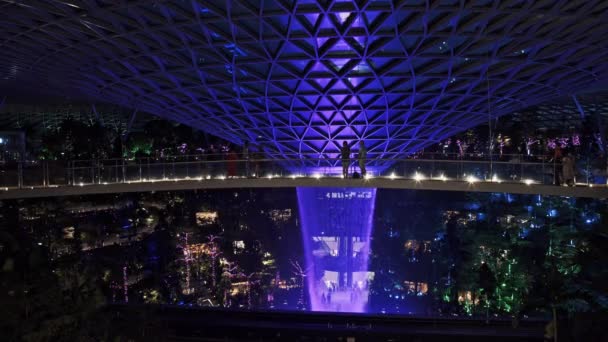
left=1, top=1, right=608, bottom=167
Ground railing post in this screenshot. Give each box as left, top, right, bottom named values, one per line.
left=542, top=159, right=546, bottom=185
left=139, top=159, right=142, bottom=181
left=17, top=161, right=23, bottom=189
left=89, top=160, right=93, bottom=184
left=431, top=153, right=435, bottom=179
left=586, top=156, right=590, bottom=185
left=43, top=160, right=48, bottom=187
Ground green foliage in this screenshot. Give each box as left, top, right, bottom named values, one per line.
left=0, top=217, right=108, bottom=341
left=434, top=193, right=607, bottom=317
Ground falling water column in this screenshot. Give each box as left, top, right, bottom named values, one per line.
left=297, top=187, right=377, bottom=313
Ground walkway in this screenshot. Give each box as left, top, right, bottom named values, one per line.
left=1, top=176, right=606, bottom=199
left=1, top=156, right=606, bottom=199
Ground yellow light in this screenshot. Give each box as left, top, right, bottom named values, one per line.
left=466, top=175, right=478, bottom=183
left=491, top=175, right=501, bottom=183
left=523, top=179, right=534, bottom=185
left=413, top=172, right=425, bottom=182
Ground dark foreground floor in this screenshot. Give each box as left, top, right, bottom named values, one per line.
left=107, top=304, right=546, bottom=341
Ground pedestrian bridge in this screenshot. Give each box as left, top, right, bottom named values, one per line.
left=1, top=175, right=606, bottom=200
left=1, top=156, right=606, bottom=199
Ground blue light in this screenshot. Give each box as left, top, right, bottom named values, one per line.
left=464, top=202, right=480, bottom=210
left=547, top=209, right=558, bottom=218
left=297, top=187, right=376, bottom=313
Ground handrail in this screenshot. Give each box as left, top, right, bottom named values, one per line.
left=46, top=151, right=549, bottom=164
left=0, top=154, right=594, bottom=190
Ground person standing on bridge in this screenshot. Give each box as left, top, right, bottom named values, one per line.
left=358, top=141, right=367, bottom=178
left=562, top=152, right=576, bottom=186
left=340, top=141, right=351, bottom=178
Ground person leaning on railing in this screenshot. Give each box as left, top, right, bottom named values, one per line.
left=358, top=141, right=367, bottom=177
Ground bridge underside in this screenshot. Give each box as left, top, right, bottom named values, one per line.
left=1, top=177, right=605, bottom=200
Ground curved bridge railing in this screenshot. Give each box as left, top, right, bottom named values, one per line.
left=0, top=153, right=602, bottom=190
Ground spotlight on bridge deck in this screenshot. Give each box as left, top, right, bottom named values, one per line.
left=466, top=175, right=479, bottom=184
left=523, top=179, right=535, bottom=185
left=217, top=175, right=226, bottom=180
left=389, top=172, right=396, bottom=180
left=364, top=174, right=373, bottom=180
left=436, top=174, right=447, bottom=182
left=491, top=175, right=501, bottom=183
left=413, top=172, right=425, bottom=182
left=313, top=173, right=321, bottom=180
left=266, top=174, right=273, bottom=179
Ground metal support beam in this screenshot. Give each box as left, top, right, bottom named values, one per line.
left=92, top=104, right=104, bottom=126
left=124, top=107, right=139, bottom=139
left=572, top=95, right=586, bottom=119
left=592, top=98, right=606, bottom=154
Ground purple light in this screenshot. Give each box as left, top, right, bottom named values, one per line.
left=297, top=187, right=377, bottom=313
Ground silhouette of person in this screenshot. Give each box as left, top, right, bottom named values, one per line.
left=340, top=141, right=351, bottom=178
left=358, top=141, right=367, bottom=177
